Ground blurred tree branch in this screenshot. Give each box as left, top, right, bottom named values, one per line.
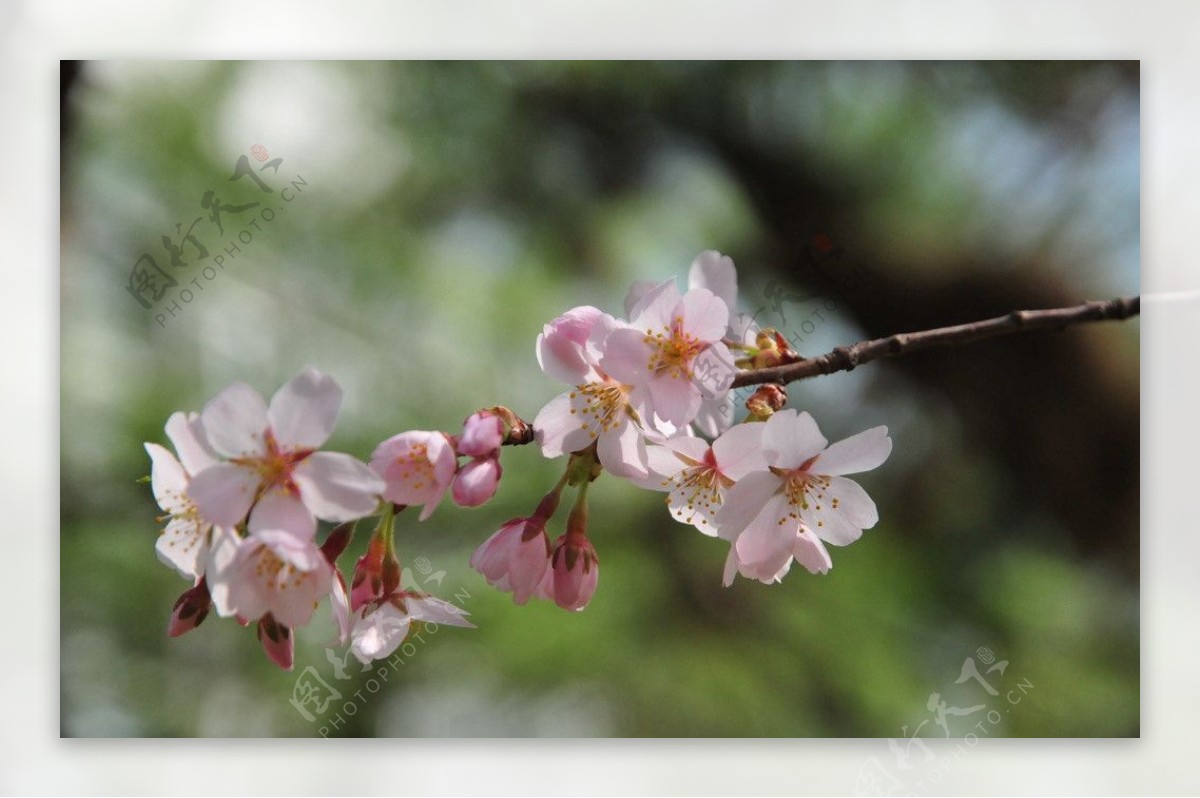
left=733, top=296, right=1140, bottom=388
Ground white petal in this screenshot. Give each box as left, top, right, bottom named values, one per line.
left=679, top=287, right=729, bottom=343
left=711, top=422, right=768, bottom=481
left=407, top=595, right=475, bottom=628
left=205, top=527, right=242, bottom=616
left=762, top=409, right=828, bottom=470
left=329, top=573, right=352, bottom=645
left=268, top=367, right=343, bottom=450
left=801, top=476, right=879, bottom=546
left=164, top=411, right=218, bottom=475
left=293, top=451, right=385, bottom=523
left=248, top=489, right=317, bottom=538
left=692, top=395, right=735, bottom=438
left=534, top=391, right=593, bottom=459
left=793, top=528, right=833, bottom=574
left=596, top=417, right=649, bottom=479
left=666, top=475, right=722, bottom=535
left=201, top=381, right=269, bottom=458
left=722, top=545, right=740, bottom=587
left=186, top=463, right=260, bottom=527
left=690, top=343, right=736, bottom=400
left=144, top=442, right=187, bottom=511
left=813, top=426, right=892, bottom=476
left=714, top=471, right=781, bottom=541
left=155, top=517, right=210, bottom=579
left=647, top=373, right=702, bottom=428
left=687, top=250, right=738, bottom=310
left=351, top=604, right=411, bottom=663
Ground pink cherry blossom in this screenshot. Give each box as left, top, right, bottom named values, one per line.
left=220, top=528, right=333, bottom=628
left=534, top=310, right=662, bottom=478
left=451, top=455, right=502, bottom=507
left=370, top=430, right=457, bottom=521
left=641, top=421, right=768, bottom=535
left=469, top=516, right=554, bottom=605
left=716, top=409, right=892, bottom=585
left=186, top=368, right=385, bottom=539
left=349, top=590, right=473, bottom=664
left=601, top=280, right=734, bottom=429
left=536, top=305, right=606, bottom=385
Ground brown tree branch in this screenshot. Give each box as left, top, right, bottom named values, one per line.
left=731, top=296, right=1140, bottom=389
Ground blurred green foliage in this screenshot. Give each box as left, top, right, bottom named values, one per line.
left=61, top=61, right=1138, bottom=737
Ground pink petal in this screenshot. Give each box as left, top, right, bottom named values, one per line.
left=762, top=409, right=828, bottom=470
left=329, top=572, right=352, bottom=645
left=598, top=328, right=654, bottom=385
left=201, top=381, right=269, bottom=458
left=596, top=417, right=649, bottom=479
left=248, top=489, right=317, bottom=539
left=692, top=395, right=734, bottom=438
left=406, top=595, right=474, bottom=628
left=690, top=343, right=736, bottom=400
left=678, top=288, right=729, bottom=342
left=533, top=391, right=594, bottom=459
left=267, top=367, right=343, bottom=450
left=647, top=373, right=702, bottom=428
left=711, top=422, right=768, bottom=481
left=205, top=527, right=242, bottom=617
left=801, top=476, right=879, bottom=546
left=623, top=280, right=659, bottom=319
left=536, top=306, right=606, bottom=384
left=293, top=451, right=384, bottom=523
left=812, top=426, right=892, bottom=476
left=187, top=463, right=260, bottom=527
left=733, top=495, right=797, bottom=583
left=687, top=250, right=738, bottom=310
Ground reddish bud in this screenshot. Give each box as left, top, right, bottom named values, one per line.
left=167, top=579, right=212, bottom=638
left=256, top=613, right=294, bottom=671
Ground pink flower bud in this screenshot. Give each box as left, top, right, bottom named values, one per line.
left=256, top=613, right=294, bottom=671
left=468, top=517, right=553, bottom=605
left=458, top=411, right=504, bottom=457
left=167, top=579, right=212, bottom=637
left=452, top=456, right=502, bottom=507
left=550, top=534, right=599, bottom=612
left=350, top=533, right=398, bottom=612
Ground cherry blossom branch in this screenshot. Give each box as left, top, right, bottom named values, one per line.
left=730, top=296, right=1140, bottom=389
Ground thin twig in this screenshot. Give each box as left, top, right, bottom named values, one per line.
left=730, top=296, right=1140, bottom=389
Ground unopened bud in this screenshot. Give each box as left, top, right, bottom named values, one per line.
left=167, top=579, right=212, bottom=637
left=256, top=613, right=294, bottom=671
left=746, top=384, right=788, bottom=420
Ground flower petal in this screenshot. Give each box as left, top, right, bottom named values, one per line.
left=536, top=306, right=606, bottom=384
left=714, top=470, right=781, bottom=541
left=155, top=517, right=210, bottom=579
left=406, top=595, right=475, bottom=628
left=164, top=411, right=218, bottom=475
left=793, top=528, right=833, bottom=574
left=144, top=442, right=187, bottom=511
left=187, top=463, right=260, bottom=527
left=679, top=287, right=729, bottom=343
left=268, top=367, right=343, bottom=450
left=647, top=373, right=701, bottom=427
left=205, top=527, right=242, bottom=617
left=687, top=250, right=738, bottom=310
left=534, top=391, right=594, bottom=459
left=692, top=394, right=735, bottom=438
left=801, top=475, right=879, bottom=545
left=201, top=381, right=269, bottom=458
left=596, top=417, right=649, bottom=479
left=623, top=280, right=659, bottom=319
left=812, top=426, right=892, bottom=476
left=294, top=451, right=385, bottom=523
left=711, top=421, right=768, bottom=481
left=762, top=409, right=828, bottom=470
left=598, top=328, right=654, bottom=385
left=248, top=489, right=317, bottom=539
left=733, top=494, right=798, bottom=582
left=628, top=279, right=679, bottom=328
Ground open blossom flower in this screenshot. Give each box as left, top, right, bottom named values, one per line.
left=220, top=528, right=333, bottom=628
left=716, top=409, right=892, bottom=585
left=469, top=516, right=554, bottom=605
left=371, top=430, right=457, bottom=520
left=186, top=368, right=385, bottom=539
left=640, top=421, right=768, bottom=535
left=534, top=308, right=662, bottom=478
left=601, top=277, right=734, bottom=429
left=350, top=590, right=474, bottom=664
left=145, top=411, right=221, bottom=579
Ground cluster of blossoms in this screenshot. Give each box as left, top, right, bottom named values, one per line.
left=144, top=251, right=891, bottom=670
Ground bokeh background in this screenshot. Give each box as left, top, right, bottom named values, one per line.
left=59, top=61, right=1139, bottom=738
